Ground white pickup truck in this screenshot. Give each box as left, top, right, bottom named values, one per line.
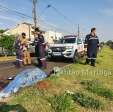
left=47, top=35, right=85, bottom=62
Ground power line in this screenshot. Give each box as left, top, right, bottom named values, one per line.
left=40, top=0, right=76, bottom=34
left=38, top=15, right=73, bottom=34
left=51, top=6, right=73, bottom=25
left=1, top=1, right=73, bottom=30
left=0, top=4, right=32, bottom=19
left=0, top=3, right=73, bottom=33
left=42, top=0, right=74, bottom=25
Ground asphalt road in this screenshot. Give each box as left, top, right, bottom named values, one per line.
left=0, top=58, right=71, bottom=90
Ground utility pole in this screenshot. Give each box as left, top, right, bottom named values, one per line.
left=32, top=0, right=37, bottom=28
left=78, top=24, right=80, bottom=38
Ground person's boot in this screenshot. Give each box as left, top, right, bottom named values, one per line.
left=16, top=61, right=20, bottom=67
left=41, top=60, right=47, bottom=69
left=91, top=59, right=96, bottom=67
left=43, top=60, right=47, bottom=69
left=85, top=58, right=90, bottom=65
left=37, top=59, right=42, bottom=68
left=16, top=61, right=23, bottom=68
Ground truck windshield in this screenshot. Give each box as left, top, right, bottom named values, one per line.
left=63, top=38, right=76, bottom=44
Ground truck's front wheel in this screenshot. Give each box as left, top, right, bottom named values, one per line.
left=72, top=51, right=79, bottom=63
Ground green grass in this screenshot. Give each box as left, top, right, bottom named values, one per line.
left=81, top=80, right=113, bottom=99
left=3, top=46, right=113, bottom=112
left=72, top=92, right=103, bottom=109
left=0, top=104, right=27, bottom=112
left=48, top=93, right=72, bottom=112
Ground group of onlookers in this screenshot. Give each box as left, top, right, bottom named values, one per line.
left=14, top=28, right=47, bottom=69
left=14, top=27, right=99, bottom=68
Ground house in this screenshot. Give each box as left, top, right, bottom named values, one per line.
left=4, top=22, right=63, bottom=43
left=44, top=31, right=63, bottom=44
left=4, top=22, right=35, bottom=41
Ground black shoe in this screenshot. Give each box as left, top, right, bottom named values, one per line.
left=91, top=64, right=96, bottom=67
left=85, top=59, right=90, bottom=65
left=85, top=62, right=89, bottom=65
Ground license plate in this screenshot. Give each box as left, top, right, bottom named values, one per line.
left=53, top=52, right=61, bottom=56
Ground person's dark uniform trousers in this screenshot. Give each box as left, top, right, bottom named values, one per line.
left=85, top=28, right=99, bottom=67
left=34, top=28, right=47, bottom=69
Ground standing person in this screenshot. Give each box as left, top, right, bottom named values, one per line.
left=84, top=28, right=99, bottom=67
left=14, top=35, right=23, bottom=67
left=34, top=28, right=47, bottom=69
left=21, top=33, right=31, bottom=65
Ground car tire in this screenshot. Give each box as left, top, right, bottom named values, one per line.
left=72, top=50, right=79, bottom=63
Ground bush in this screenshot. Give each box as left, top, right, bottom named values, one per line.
left=0, top=35, right=15, bottom=56
left=49, top=93, right=72, bottom=112
left=81, top=80, right=113, bottom=99
left=0, top=29, right=6, bottom=34
left=72, top=92, right=102, bottom=109
left=106, top=40, right=113, bottom=49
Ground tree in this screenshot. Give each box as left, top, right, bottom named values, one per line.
left=0, top=35, right=15, bottom=56
left=106, top=40, right=113, bottom=46
left=0, top=29, right=5, bottom=34
left=106, top=40, right=113, bottom=50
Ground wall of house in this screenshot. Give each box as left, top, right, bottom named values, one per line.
left=44, top=31, right=63, bottom=44
left=4, top=23, right=35, bottom=41
left=4, top=23, right=63, bottom=44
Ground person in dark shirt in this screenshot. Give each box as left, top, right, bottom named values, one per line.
left=34, top=28, right=47, bottom=69
left=85, top=28, right=99, bottom=67
left=14, top=35, right=23, bottom=67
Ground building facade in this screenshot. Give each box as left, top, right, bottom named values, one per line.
left=4, top=22, right=34, bottom=41
left=4, top=22, right=63, bottom=43
left=44, top=31, right=63, bottom=44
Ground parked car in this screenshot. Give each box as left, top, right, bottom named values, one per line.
left=47, top=35, right=85, bottom=62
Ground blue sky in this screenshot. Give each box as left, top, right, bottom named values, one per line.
left=0, top=0, right=113, bottom=41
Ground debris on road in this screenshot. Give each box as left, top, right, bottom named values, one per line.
left=8, top=76, right=15, bottom=80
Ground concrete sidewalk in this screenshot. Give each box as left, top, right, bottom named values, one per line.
left=0, top=56, right=15, bottom=62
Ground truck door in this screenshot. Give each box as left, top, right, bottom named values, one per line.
left=77, top=38, right=84, bottom=52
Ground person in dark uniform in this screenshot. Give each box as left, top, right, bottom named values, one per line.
left=85, top=28, right=99, bottom=67
left=34, top=28, right=47, bottom=69
left=14, top=35, right=23, bottom=67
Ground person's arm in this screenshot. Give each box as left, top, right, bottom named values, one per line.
left=34, top=37, right=38, bottom=46
left=84, top=35, right=89, bottom=48
left=41, top=36, right=46, bottom=45
left=97, top=37, right=100, bottom=47
left=13, top=37, right=19, bottom=48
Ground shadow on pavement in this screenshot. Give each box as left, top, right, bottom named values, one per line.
left=47, top=57, right=72, bottom=63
